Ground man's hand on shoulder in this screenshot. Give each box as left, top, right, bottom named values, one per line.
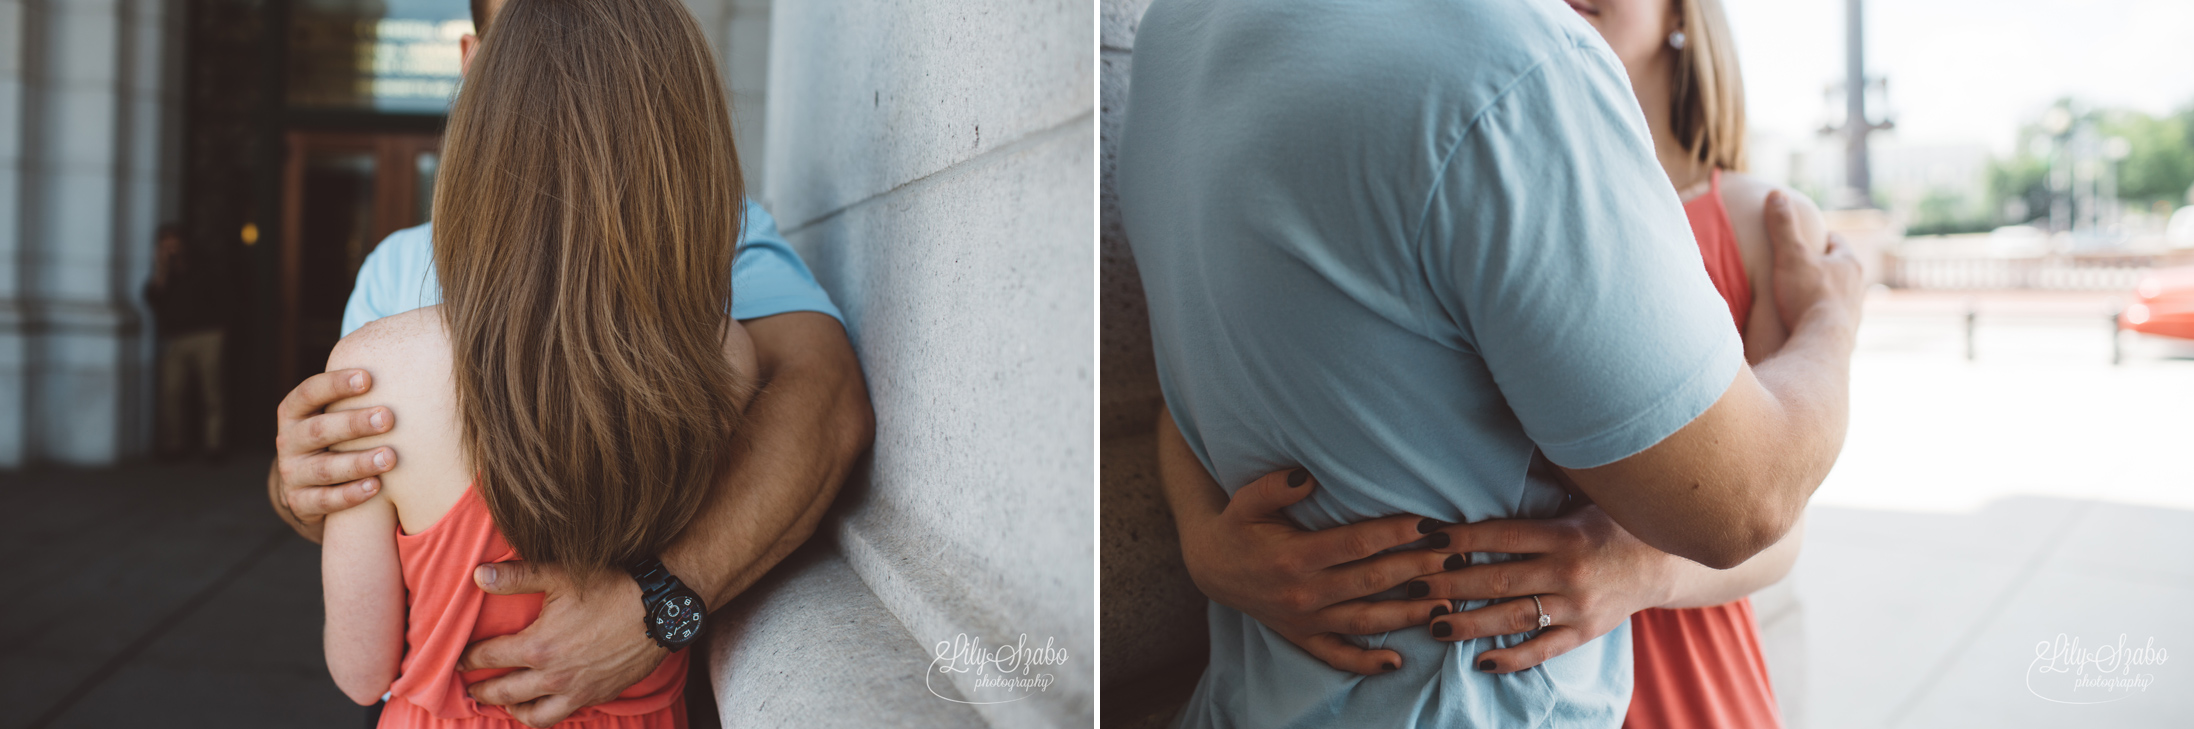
left=271, top=367, right=396, bottom=543
left=1764, top=189, right=1862, bottom=342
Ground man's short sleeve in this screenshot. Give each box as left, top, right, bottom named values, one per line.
left=341, top=224, right=439, bottom=337
left=1422, top=43, right=1744, bottom=469
left=731, top=200, right=844, bottom=324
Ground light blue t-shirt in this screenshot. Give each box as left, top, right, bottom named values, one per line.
left=341, top=198, right=843, bottom=336
left=1118, top=0, right=1744, bottom=727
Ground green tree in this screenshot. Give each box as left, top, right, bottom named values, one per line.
left=1984, top=102, right=2194, bottom=228
left=2098, top=108, right=2194, bottom=206
left=1987, top=145, right=2050, bottom=226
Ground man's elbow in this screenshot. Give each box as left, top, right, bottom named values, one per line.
left=838, top=384, right=876, bottom=461
left=1682, top=507, right=1797, bottom=570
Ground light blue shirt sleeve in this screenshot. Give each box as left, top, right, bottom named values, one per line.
left=340, top=199, right=842, bottom=337
left=725, top=199, right=844, bottom=324
left=1421, top=42, right=1744, bottom=469
left=341, top=223, right=439, bottom=337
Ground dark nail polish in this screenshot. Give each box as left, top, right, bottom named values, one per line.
left=1406, top=580, right=1429, bottom=599
left=1381, top=661, right=1397, bottom=671
left=1426, top=532, right=1450, bottom=549
left=1416, top=518, right=1443, bottom=534
left=1432, top=622, right=1452, bottom=638
left=1444, top=554, right=1466, bottom=571
left=1430, top=604, right=1449, bottom=617
left=1478, top=659, right=1497, bottom=672
left=1287, top=469, right=1308, bottom=487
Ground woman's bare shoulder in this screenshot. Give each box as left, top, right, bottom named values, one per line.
left=323, top=307, right=468, bottom=530
left=1718, top=172, right=1827, bottom=265
left=328, top=307, right=448, bottom=373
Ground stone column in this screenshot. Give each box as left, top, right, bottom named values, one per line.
left=0, top=0, right=30, bottom=466
left=7, top=0, right=179, bottom=466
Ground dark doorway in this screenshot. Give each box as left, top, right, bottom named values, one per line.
left=278, top=131, right=442, bottom=388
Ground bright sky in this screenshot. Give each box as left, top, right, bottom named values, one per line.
left=1724, top=0, right=2194, bottom=156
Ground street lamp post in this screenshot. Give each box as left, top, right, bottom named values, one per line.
left=1823, top=0, right=1893, bottom=210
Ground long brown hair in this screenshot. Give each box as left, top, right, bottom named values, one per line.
left=433, top=0, right=750, bottom=575
left=1669, top=0, right=1747, bottom=172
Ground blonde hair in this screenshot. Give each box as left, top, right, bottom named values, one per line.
left=433, top=0, right=751, bottom=574
left=1669, top=0, right=1747, bottom=172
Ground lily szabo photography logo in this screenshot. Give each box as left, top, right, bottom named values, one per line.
left=2026, top=633, right=2171, bottom=704
left=927, top=633, right=1070, bottom=705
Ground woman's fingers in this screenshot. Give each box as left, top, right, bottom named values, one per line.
left=1414, top=559, right=1559, bottom=602
left=1314, top=548, right=1453, bottom=606
left=1427, top=517, right=1567, bottom=555
left=1288, top=631, right=1405, bottom=675
left=1473, top=626, right=1591, bottom=674
left=1221, top=467, right=1323, bottom=522
left=1306, top=597, right=1454, bottom=637
left=1301, top=513, right=1444, bottom=569
left=1429, top=595, right=1569, bottom=642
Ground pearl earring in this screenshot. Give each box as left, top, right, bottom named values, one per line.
left=1668, top=30, right=1686, bottom=50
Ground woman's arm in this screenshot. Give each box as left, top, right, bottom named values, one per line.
left=1154, top=407, right=1452, bottom=675
left=322, top=480, right=406, bottom=705
left=1419, top=504, right=1803, bottom=672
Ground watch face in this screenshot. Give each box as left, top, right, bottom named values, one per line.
left=654, top=592, right=703, bottom=645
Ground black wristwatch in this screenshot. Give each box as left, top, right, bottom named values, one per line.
left=627, top=557, right=706, bottom=650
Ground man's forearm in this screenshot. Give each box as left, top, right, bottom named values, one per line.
left=1564, top=303, right=1854, bottom=569
left=662, top=313, right=874, bottom=610
left=1746, top=303, right=1856, bottom=516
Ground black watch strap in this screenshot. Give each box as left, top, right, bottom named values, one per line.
left=627, top=556, right=704, bottom=650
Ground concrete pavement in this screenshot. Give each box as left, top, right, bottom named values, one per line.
left=1771, top=289, right=2194, bottom=728
left=0, top=453, right=359, bottom=727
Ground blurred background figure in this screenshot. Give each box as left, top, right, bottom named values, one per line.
left=145, top=223, right=230, bottom=462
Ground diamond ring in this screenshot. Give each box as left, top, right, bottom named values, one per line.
left=1531, top=595, right=1550, bottom=629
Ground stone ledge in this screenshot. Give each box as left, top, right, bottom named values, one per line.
left=707, top=540, right=986, bottom=728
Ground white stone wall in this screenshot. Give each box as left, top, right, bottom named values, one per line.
left=763, top=1, right=1094, bottom=726
left=0, top=0, right=181, bottom=466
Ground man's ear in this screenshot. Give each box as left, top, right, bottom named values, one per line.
left=459, top=34, right=478, bottom=76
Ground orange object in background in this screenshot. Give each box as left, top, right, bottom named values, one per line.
left=2120, top=267, right=2194, bottom=341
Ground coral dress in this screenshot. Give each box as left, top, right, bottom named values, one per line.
left=1623, top=170, right=1785, bottom=729
left=380, top=485, right=689, bottom=728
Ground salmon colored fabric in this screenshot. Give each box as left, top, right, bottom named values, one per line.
left=381, top=485, right=689, bottom=729
left=1624, top=168, right=1783, bottom=729
left=1682, top=169, right=1754, bottom=333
